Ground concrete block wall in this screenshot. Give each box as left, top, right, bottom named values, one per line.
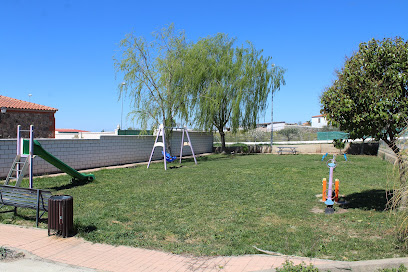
left=0, top=131, right=213, bottom=178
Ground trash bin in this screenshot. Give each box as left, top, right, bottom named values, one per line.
left=48, top=195, right=73, bottom=238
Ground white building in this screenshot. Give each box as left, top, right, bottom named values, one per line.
left=311, top=115, right=328, bottom=128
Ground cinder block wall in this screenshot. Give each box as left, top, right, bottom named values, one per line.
left=0, top=131, right=213, bottom=178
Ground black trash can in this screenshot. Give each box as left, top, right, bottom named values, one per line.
left=48, top=195, right=73, bottom=238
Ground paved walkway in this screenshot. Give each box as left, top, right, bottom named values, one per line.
left=3, top=224, right=408, bottom=271
left=0, top=224, right=340, bottom=272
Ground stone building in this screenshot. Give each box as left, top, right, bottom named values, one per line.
left=0, top=95, right=58, bottom=138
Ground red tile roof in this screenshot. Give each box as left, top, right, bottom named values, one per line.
left=0, top=95, right=58, bottom=112
left=56, top=129, right=89, bottom=133
left=312, top=114, right=324, bottom=118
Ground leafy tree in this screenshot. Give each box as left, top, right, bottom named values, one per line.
left=186, top=33, right=285, bottom=151
left=114, top=24, right=191, bottom=153
left=333, top=138, right=346, bottom=154
left=277, top=127, right=299, bottom=141
left=320, top=125, right=339, bottom=132
left=321, top=37, right=408, bottom=159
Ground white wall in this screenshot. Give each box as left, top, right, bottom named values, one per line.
left=311, top=116, right=328, bottom=128
left=55, top=131, right=117, bottom=139
left=0, top=131, right=213, bottom=178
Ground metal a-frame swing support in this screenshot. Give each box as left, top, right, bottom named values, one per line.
left=5, top=125, right=34, bottom=188
left=147, top=124, right=197, bottom=170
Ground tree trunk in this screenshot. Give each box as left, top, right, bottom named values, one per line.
left=165, top=128, right=172, bottom=155
left=219, top=129, right=226, bottom=153
left=360, top=138, right=365, bottom=155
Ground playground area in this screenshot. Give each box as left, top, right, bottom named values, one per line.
left=0, top=153, right=403, bottom=261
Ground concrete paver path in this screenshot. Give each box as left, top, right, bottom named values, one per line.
left=3, top=224, right=408, bottom=271
left=0, top=224, right=337, bottom=271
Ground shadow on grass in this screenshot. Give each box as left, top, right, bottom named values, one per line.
left=49, top=179, right=93, bottom=191
left=2, top=212, right=48, bottom=225
left=73, top=223, right=98, bottom=236
left=341, top=189, right=393, bottom=211
left=195, top=154, right=250, bottom=161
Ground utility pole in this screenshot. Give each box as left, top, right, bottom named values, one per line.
left=120, top=82, right=126, bottom=129
left=270, top=92, right=274, bottom=151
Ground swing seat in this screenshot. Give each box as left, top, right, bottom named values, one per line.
left=162, top=151, right=177, bottom=162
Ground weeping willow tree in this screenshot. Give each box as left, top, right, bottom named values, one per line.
left=114, top=24, right=192, bottom=153
left=185, top=33, right=285, bottom=151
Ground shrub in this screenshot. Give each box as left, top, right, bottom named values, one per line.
left=275, top=260, right=319, bottom=272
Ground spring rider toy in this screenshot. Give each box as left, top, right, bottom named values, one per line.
left=321, top=155, right=340, bottom=214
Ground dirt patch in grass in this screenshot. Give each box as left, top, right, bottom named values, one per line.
left=310, top=206, right=324, bottom=214
left=310, top=206, right=348, bottom=214
left=0, top=247, right=25, bottom=262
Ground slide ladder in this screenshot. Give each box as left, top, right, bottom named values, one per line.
left=5, top=155, right=30, bottom=187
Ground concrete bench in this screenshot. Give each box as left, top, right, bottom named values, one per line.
left=277, top=146, right=298, bottom=155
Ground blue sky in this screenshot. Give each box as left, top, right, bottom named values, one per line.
left=1, top=0, right=407, bottom=131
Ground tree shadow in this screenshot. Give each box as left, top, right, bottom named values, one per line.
left=194, top=155, right=236, bottom=162
left=341, top=189, right=393, bottom=211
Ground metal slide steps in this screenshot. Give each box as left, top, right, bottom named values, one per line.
left=5, top=155, right=30, bottom=187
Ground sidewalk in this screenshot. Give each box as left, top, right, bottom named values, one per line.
left=1, top=223, right=408, bottom=271
left=0, top=224, right=334, bottom=271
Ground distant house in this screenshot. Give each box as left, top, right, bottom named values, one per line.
left=56, top=128, right=89, bottom=133
left=55, top=128, right=90, bottom=139
left=311, top=114, right=328, bottom=128
left=256, top=122, right=286, bottom=132
left=0, top=95, right=58, bottom=138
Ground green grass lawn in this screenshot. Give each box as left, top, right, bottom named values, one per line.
left=0, top=154, right=403, bottom=261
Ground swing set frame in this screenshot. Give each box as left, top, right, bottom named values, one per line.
left=147, top=124, right=197, bottom=170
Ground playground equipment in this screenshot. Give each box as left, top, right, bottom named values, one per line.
left=147, top=124, right=197, bottom=170
left=322, top=152, right=347, bottom=162
left=5, top=125, right=94, bottom=188
left=321, top=155, right=340, bottom=214
left=162, top=151, right=177, bottom=162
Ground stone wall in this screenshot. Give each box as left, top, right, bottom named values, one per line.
left=377, top=140, right=398, bottom=164
left=0, top=110, right=55, bottom=138
left=0, top=131, right=213, bottom=178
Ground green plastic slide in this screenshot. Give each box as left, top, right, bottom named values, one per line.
left=32, top=140, right=95, bottom=182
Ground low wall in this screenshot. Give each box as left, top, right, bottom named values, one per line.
left=0, top=131, right=213, bottom=178
left=214, top=143, right=348, bottom=154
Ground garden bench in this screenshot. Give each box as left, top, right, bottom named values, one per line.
left=277, top=146, right=298, bottom=155
left=0, top=185, right=52, bottom=227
